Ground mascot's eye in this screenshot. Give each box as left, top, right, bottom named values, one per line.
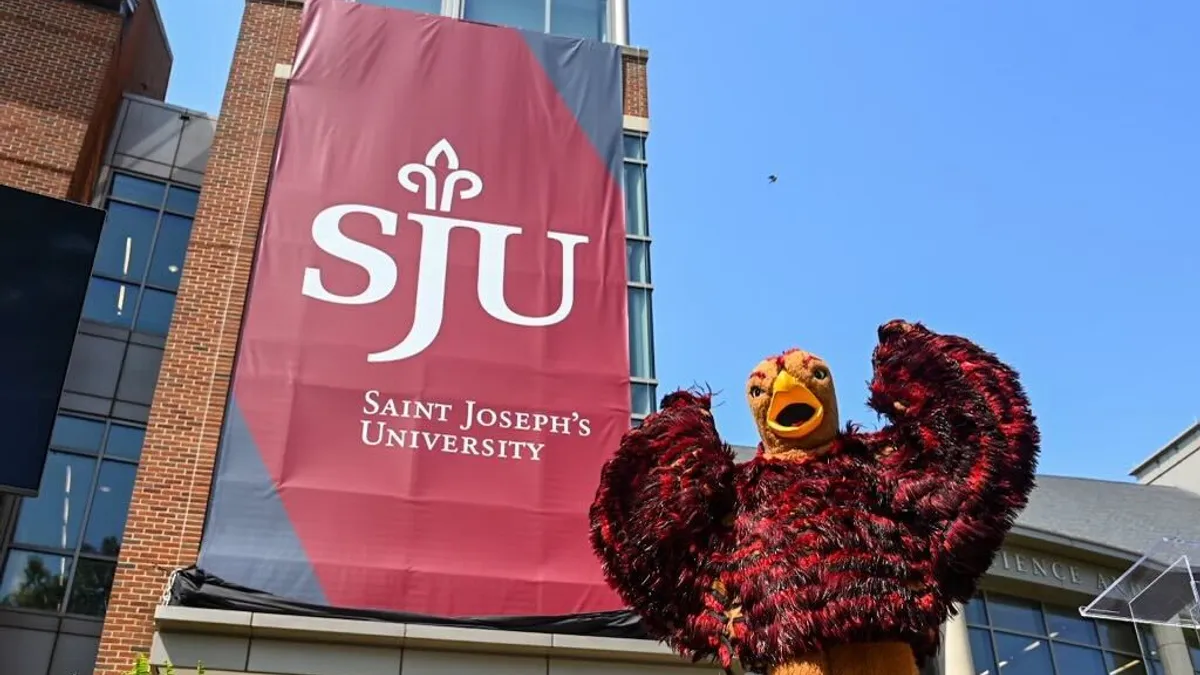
left=812, top=367, right=828, bottom=381
left=749, top=386, right=764, bottom=397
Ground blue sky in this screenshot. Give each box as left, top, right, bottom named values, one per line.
left=157, top=1, right=1199, bottom=481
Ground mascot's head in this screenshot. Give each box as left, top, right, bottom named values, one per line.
left=746, top=349, right=840, bottom=459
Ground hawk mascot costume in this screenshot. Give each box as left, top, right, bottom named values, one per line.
left=590, top=320, right=1040, bottom=675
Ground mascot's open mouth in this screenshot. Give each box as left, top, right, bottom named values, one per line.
left=766, top=370, right=825, bottom=439
left=775, top=403, right=816, bottom=427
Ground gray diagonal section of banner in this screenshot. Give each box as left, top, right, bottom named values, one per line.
left=517, top=31, right=624, bottom=185
left=197, top=396, right=328, bottom=605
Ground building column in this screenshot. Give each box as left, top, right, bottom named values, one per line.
left=611, top=0, right=628, bottom=45
left=1152, top=624, right=1194, bottom=675
left=943, top=604, right=975, bottom=675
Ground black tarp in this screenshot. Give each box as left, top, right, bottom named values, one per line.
left=167, top=566, right=651, bottom=639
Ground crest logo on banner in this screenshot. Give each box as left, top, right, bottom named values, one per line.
left=301, top=139, right=591, bottom=362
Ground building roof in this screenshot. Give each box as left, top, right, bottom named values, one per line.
left=727, top=445, right=1200, bottom=557
left=1128, top=420, right=1200, bottom=479
left=1018, top=474, right=1200, bottom=555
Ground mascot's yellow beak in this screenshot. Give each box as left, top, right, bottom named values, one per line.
left=766, top=370, right=825, bottom=439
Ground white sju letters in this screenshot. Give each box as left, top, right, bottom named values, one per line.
left=300, top=139, right=590, bottom=362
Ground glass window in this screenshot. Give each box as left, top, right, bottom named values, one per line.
left=623, top=162, right=648, bottom=236
left=66, top=558, right=116, bottom=617
left=1053, top=643, right=1107, bottom=674
left=164, top=185, right=200, bottom=216
left=146, top=213, right=191, bottom=289
left=550, top=0, right=606, bottom=41
left=987, top=593, right=1045, bottom=634
left=12, top=452, right=97, bottom=550
left=1105, top=652, right=1148, bottom=675
left=464, top=0, right=545, bottom=32
left=93, top=202, right=157, bottom=282
left=50, top=416, right=105, bottom=453
left=623, top=134, right=645, bottom=161
left=91, top=173, right=188, bottom=341
left=4, top=415, right=145, bottom=618
left=81, top=277, right=139, bottom=328
left=1098, top=622, right=1142, bottom=654
left=136, top=288, right=177, bottom=336
left=626, top=240, right=650, bottom=283
left=104, top=424, right=145, bottom=461
left=1045, top=604, right=1100, bottom=645
left=971, top=592, right=1157, bottom=675
left=1141, top=627, right=1159, bottom=655
left=969, top=627, right=995, bottom=673
left=63, top=334, right=125, bottom=399
left=993, top=631, right=1054, bottom=674
left=50, top=633, right=100, bottom=675
left=628, top=287, right=654, bottom=379
left=1138, top=626, right=1164, bottom=675
left=965, top=595, right=988, bottom=625
left=80, top=461, right=137, bottom=556
left=632, top=382, right=655, bottom=416
left=1185, top=629, right=1200, bottom=670
left=110, top=173, right=165, bottom=208
left=0, top=550, right=71, bottom=612
left=116, top=344, right=164, bottom=405
left=362, top=0, right=443, bottom=13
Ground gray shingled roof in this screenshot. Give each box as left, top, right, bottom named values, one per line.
left=1018, top=474, right=1200, bottom=555
left=726, top=445, right=1200, bottom=556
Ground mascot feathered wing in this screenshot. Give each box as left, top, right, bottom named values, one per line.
left=590, top=320, right=1040, bottom=675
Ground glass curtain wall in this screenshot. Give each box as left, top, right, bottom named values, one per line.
left=966, top=591, right=1155, bottom=675
left=624, top=133, right=656, bottom=425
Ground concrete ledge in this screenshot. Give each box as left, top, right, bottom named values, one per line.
left=153, top=606, right=698, bottom=666
left=623, top=115, right=650, bottom=133
left=251, top=612, right=404, bottom=646
left=156, top=606, right=253, bottom=634
left=405, top=623, right=551, bottom=654
left=550, top=633, right=683, bottom=663
left=621, top=45, right=650, bottom=60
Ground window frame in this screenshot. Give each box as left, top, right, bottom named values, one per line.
left=966, top=591, right=1155, bottom=675
left=354, top=0, right=621, bottom=44
left=1183, top=627, right=1200, bottom=673
left=623, top=132, right=655, bottom=425
left=355, top=0, right=450, bottom=15
left=0, top=413, right=144, bottom=620
left=456, top=0, right=611, bottom=42
left=83, top=171, right=197, bottom=338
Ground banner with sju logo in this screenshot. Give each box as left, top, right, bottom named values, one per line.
left=198, top=0, right=630, bottom=618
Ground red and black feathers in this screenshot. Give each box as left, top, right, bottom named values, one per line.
left=588, top=321, right=1039, bottom=672
left=864, top=320, right=1040, bottom=606
left=588, top=391, right=737, bottom=659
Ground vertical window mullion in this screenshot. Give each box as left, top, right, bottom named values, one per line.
left=58, top=451, right=107, bottom=614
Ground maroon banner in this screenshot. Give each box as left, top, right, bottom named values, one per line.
left=200, top=0, right=631, bottom=617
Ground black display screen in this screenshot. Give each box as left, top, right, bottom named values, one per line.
left=0, top=185, right=104, bottom=496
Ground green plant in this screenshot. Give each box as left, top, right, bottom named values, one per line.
left=127, top=653, right=205, bottom=675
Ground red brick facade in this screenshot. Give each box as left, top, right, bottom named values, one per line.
left=0, top=0, right=171, bottom=202
left=624, top=47, right=650, bottom=119
left=94, top=2, right=650, bottom=672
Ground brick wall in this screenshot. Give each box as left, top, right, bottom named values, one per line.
left=93, top=2, right=651, bottom=671
left=623, top=48, right=649, bottom=118
left=93, top=1, right=303, bottom=671
left=0, top=0, right=122, bottom=198
left=71, top=0, right=175, bottom=203
left=0, top=0, right=173, bottom=202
